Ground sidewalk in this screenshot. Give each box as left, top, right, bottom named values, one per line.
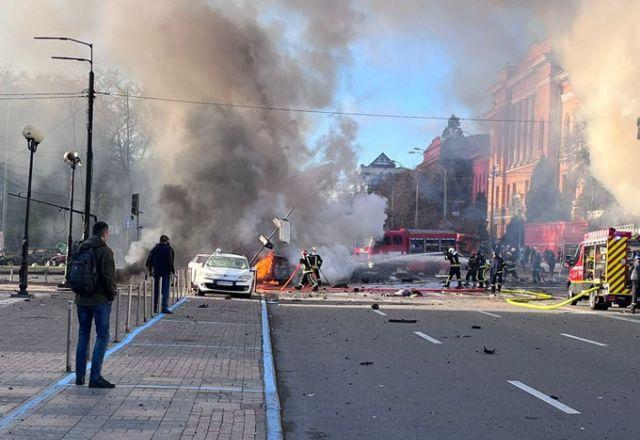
left=0, top=296, right=267, bottom=440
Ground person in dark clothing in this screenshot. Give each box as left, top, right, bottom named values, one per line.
left=309, top=247, right=323, bottom=288
left=295, top=250, right=318, bottom=291
left=476, top=251, right=488, bottom=288
left=630, top=256, right=640, bottom=314
left=531, top=249, right=542, bottom=283
left=544, top=249, right=556, bottom=275
left=444, top=248, right=463, bottom=288
left=463, top=252, right=479, bottom=287
left=75, top=221, right=117, bottom=389
left=146, top=235, right=175, bottom=314
left=504, top=252, right=519, bottom=281
left=490, top=252, right=506, bottom=294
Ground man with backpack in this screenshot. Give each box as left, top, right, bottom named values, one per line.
left=146, top=235, right=175, bottom=314
left=69, top=221, right=117, bottom=389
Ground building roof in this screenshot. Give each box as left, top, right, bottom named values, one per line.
left=364, top=153, right=396, bottom=169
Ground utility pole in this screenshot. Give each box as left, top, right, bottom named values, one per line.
left=443, top=167, right=448, bottom=219
left=489, top=164, right=497, bottom=249
left=34, top=36, right=94, bottom=239
left=2, top=103, right=9, bottom=236
left=414, top=173, right=419, bottom=229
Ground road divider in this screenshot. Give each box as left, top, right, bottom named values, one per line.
left=508, top=380, right=580, bottom=414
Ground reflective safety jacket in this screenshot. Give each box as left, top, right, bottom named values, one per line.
left=308, top=253, right=323, bottom=269
left=445, top=252, right=461, bottom=267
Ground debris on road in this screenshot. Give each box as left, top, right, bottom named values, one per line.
left=360, top=361, right=374, bottom=366
left=471, top=325, right=482, bottom=329
left=482, top=346, right=496, bottom=355
left=197, top=303, right=209, bottom=308
left=388, top=319, right=417, bottom=324
left=371, top=303, right=380, bottom=310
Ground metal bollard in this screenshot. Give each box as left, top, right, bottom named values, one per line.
left=142, top=280, right=148, bottom=322
left=66, top=301, right=73, bottom=372
left=113, top=289, right=121, bottom=343
left=44, top=266, right=48, bottom=284
left=125, top=284, right=132, bottom=332
left=9, top=268, right=13, bottom=282
left=155, top=277, right=161, bottom=315
left=136, top=281, right=142, bottom=327
left=176, top=271, right=181, bottom=300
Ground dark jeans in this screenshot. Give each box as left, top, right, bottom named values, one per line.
left=632, top=280, right=639, bottom=306
left=153, top=274, right=171, bottom=312
left=75, top=302, right=112, bottom=382
left=491, top=272, right=503, bottom=292
left=445, top=267, right=462, bottom=287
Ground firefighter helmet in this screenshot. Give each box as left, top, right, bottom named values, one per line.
left=301, top=249, right=308, bottom=256
left=311, top=247, right=317, bottom=253
left=448, top=247, right=455, bottom=254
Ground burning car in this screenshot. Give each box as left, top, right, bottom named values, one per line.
left=255, top=251, right=291, bottom=285
left=196, top=252, right=255, bottom=297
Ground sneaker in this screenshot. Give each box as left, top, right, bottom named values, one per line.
left=75, top=377, right=85, bottom=386
left=162, top=310, right=174, bottom=314
left=88, top=377, right=115, bottom=389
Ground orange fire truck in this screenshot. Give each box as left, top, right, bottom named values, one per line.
left=567, top=226, right=640, bottom=310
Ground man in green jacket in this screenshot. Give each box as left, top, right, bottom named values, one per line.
left=75, top=221, right=118, bottom=388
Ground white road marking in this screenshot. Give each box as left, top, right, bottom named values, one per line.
left=477, top=311, right=501, bottom=318
left=560, top=333, right=607, bottom=347
left=604, top=315, right=640, bottom=324
left=508, top=380, right=580, bottom=414
left=414, top=331, right=442, bottom=344
left=372, top=309, right=386, bottom=316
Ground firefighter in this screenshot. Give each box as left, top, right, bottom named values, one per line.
left=504, top=251, right=519, bottom=281
left=295, top=250, right=319, bottom=292
left=531, top=249, right=542, bottom=283
left=490, top=251, right=506, bottom=294
left=463, top=252, right=479, bottom=287
left=309, top=247, right=324, bottom=288
left=476, top=251, right=488, bottom=288
left=444, top=248, right=463, bottom=289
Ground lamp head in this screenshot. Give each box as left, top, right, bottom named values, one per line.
left=63, top=151, right=81, bottom=167
left=21, top=125, right=44, bottom=145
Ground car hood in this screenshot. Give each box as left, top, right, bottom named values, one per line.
left=204, top=267, right=251, bottom=278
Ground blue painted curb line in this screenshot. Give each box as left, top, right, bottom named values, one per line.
left=261, top=299, right=283, bottom=440
left=0, top=296, right=189, bottom=432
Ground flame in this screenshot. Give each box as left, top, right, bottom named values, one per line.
left=255, top=251, right=291, bottom=285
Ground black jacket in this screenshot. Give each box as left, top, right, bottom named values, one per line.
left=75, top=235, right=118, bottom=306
left=490, top=256, right=505, bottom=276
left=146, top=243, right=175, bottom=276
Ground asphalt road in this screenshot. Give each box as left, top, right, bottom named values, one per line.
left=269, top=301, right=640, bottom=440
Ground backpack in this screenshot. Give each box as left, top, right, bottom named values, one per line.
left=68, top=245, right=98, bottom=296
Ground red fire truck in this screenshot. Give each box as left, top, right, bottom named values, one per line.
left=369, top=229, right=479, bottom=256
left=567, top=226, right=640, bottom=310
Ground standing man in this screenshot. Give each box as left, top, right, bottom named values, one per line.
left=476, top=250, right=488, bottom=289
left=444, top=248, right=463, bottom=289
left=309, top=247, right=323, bottom=288
left=463, top=252, right=479, bottom=288
left=490, top=251, right=506, bottom=295
left=146, top=235, right=175, bottom=314
left=630, top=256, right=640, bottom=314
left=531, top=249, right=542, bottom=283
left=72, top=221, right=117, bottom=389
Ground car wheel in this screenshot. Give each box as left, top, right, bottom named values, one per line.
left=196, top=289, right=205, bottom=297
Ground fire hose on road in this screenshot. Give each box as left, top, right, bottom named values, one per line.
left=502, top=286, right=599, bottom=310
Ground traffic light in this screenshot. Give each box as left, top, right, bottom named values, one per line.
left=131, top=193, right=139, bottom=218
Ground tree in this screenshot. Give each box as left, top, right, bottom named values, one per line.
left=441, top=114, right=463, bottom=140
left=503, top=214, right=525, bottom=247
left=525, top=157, right=570, bottom=222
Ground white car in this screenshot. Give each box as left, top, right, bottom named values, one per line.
left=197, top=252, right=255, bottom=297
left=188, top=253, right=211, bottom=289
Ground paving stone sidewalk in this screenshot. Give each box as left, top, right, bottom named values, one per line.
left=1, top=296, right=266, bottom=440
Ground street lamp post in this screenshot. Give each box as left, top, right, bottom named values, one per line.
left=35, top=36, right=94, bottom=240
left=63, top=152, right=81, bottom=284
left=14, top=125, right=44, bottom=298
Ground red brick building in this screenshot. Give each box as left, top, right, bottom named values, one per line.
left=485, top=40, right=579, bottom=238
